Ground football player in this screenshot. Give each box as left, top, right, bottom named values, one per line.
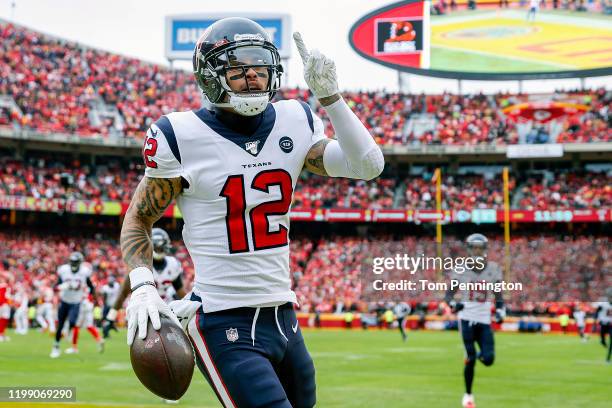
left=101, top=275, right=121, bottom=338
left=393, top=301, right=411, bottom=342
left=595, top=295, right=611, bottom=349
left=13, top=284, right=29, bottom=335
left=67, top=292, right=104, bottom=354
left=597, top=288, right=612, bottom=363
left=50, top=252, right=96, bottom=358
left=36, top=284, right=56, bottom=334
left=119, top=17, right=384, bottom=407
left=445, top=234, right=505, bottom=408
left=0, top=272, right=12, bottom=342
left=573, top=304, right=588, bottom=342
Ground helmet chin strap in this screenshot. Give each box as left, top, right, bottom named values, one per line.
left=215, top=93, right=269, bottom=116
left=153, top=251, right=165, bottom=261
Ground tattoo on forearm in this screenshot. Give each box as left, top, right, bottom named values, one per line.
left=305, top=138, right=330, bottom=176
left=120, top=177, right=182, bottom=272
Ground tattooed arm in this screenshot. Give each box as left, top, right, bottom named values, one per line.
left=108, top=176, right=181, bottom=315
left=120, top=176, right=182, bottom=273
left=120, top=176, right=183, bottom=344
left=304, top=139, right=331, bottom=176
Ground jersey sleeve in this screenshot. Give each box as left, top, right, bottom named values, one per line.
left=296, top=100, right=326, bottom=149
left=143, top=118, right=184, bottom=179
left=56, top=265, right=65, bottom=283
left=310, top=111, right=327, bottom=148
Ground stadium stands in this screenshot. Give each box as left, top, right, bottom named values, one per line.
left=1, top=231, right=608, bottom=315
left=1, top=156, right=609, bottom=210
left=1, top=22, right=610, bottom=145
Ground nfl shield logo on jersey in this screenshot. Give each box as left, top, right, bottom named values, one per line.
left=226, top=328, right=239, bottom=342
left=245, top=140, right=260, bottom=155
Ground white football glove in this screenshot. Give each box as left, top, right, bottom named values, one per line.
left=126, top=267, right=181, bottom=346
left=169, top=296, right=201, bottom=333
left=495, top=308, right=506, bottom=323
left=293, top=32, right=339, bottom=99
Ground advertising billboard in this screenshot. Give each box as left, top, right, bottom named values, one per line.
left=165, top=13, right=292, bottom=60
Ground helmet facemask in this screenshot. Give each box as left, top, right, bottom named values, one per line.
left=195, top=40, right=283, bottom=116
left=151, top=228, right=170, bottom=261
left=467, top=242, right=487, bottom=271
left=152, top=236, right=167, bottom=261
left=69, top=252, right=83, bottom=273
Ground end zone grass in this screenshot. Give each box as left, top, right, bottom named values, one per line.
left=0, top=328, right=610, bottom=407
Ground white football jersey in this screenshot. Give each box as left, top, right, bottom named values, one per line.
left=393, top=302, right=411, bottom=318
left=598, top=302, right=612, bottom=324
left=144, top=100, right=324, bottom=312
left=573, top=310, right=586, bottom=327
left=57, top=264, right=92, bottom=304
left=152, top=256, right=183, bottom=303
left=452, top=261, right=502, bottom=325
left=101, top=282, right=121, bottom=307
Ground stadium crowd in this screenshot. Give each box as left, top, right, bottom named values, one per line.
left=0, top=231, right=608, bottom=317
left=1, top=156, right=609, bottom=210
left=1, top=22, right=610, bottom=146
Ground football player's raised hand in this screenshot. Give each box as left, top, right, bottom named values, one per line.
left=293, top=32, right=339, bottom=100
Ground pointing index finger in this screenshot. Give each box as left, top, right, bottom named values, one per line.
left=293, top=32, right=310, bottom=63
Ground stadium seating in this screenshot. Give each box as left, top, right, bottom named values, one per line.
left=1, top=22, right=610, bottom=145
left=1, top=231, right=607, bottom=315
left=1, top=156, right=609, bottom=210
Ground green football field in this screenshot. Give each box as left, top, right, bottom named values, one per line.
left=0, top=328, right=610, bottom=407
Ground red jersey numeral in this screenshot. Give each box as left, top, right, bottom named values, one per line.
left=220, top=175, right=249, bottom=253
left=143, top=137, right=158, bottom=168
left=220, top=170, right=293, bottom=253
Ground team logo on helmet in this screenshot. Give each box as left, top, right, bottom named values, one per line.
left=279, top=136, right=293, bottom=153
left=234, top=33, right=265, bottom=41
left=226, top=328, right=239, bottom=342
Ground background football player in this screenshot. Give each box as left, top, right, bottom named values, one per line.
left=101, top=275, right=121, bottom=338
left=50, top=251, right=96, bottom=358
left=597, top=288, right=612, bottom=363
left=35, top=282, right=56, bottom=334
left=67, top=291, right=104, bottom=354
left=119, top=17, right=383, bottom=408
left=0, top=272, right=12, bottom=342
left=393, top=301, right=411, bottom=342
left=573, top=304, right=588, bottom=342
left=445, top=234, right=505, bottom=408
left=12, top=283, right=29, bottom=335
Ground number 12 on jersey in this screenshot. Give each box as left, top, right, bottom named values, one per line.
left=220, top=169, right=293, bottom=253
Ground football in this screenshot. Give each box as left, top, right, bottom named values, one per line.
left=129, top=316, right=195, bottom=400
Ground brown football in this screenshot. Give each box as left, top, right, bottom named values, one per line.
left=130, top=316, right=195, bottom=400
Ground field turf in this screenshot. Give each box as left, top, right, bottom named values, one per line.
left=0, top=328, right=610, bottom=407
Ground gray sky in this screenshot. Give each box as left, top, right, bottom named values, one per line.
left=2, top=0, right=610, bottom=93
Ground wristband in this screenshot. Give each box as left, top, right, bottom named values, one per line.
left=131, top=281, right=156, bottom=292
left=129, top=266, right=155, bottom=290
